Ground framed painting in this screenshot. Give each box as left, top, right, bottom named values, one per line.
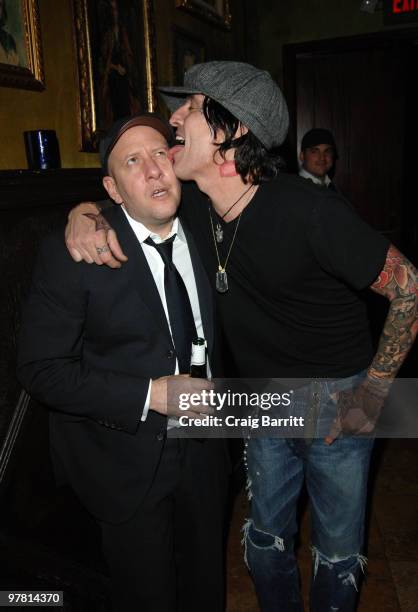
left=72, top=0, right=157, bottom=152
left=0, top=0, right=44, bottom=90
left=175, top=0, right=231, bottom=29
left=173, top=28, right=205, bottom=85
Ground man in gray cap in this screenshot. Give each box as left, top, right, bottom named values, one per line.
left=65, top=61, right=418, bottom=612
left=299, top=127, right=338, bottom=189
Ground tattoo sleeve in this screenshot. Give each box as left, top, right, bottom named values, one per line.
left=369, top=245, right=418, bottom=381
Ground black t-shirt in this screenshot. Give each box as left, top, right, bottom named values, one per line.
left=179, top=174, right=390, bottom=378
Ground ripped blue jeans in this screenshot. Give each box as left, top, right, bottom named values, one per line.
left=243, top=375, right=374, bottom=612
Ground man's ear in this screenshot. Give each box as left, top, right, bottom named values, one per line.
left=299, top=150, right=305, bottom=164
left=102, top=176, right=123, bottom=204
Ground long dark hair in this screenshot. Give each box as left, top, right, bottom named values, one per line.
left=202, top=97, right=284, bottom=184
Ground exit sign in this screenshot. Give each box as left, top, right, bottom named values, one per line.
left=384, top=0, right=418, bottom=23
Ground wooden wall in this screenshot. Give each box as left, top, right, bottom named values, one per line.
left=0, top=0, right=253, bottom=171
left=253, top=0, right=415, bottom=85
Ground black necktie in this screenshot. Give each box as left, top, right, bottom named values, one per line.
left=145, top=235, right=197, bottom=373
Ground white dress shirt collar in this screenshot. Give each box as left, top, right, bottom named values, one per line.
left=299, top=167, right=331, bottom=187
left=121, top=206, right=182, bottom=244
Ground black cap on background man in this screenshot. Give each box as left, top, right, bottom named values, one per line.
left=299, top=128, right=338, bottom=189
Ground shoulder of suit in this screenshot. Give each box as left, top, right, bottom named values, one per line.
left=102, top=203, right=124, bottom=224
left=32, top=223, right=88, bottom=289
left=38, top=220, right=70, bottom=255
left=178, top=182, right=207, bottom=211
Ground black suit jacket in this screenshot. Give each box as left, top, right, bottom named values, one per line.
left=17, top=206, right=217, bottom=523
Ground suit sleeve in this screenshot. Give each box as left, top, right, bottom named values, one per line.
left=17, top=233, right=150, bottom=435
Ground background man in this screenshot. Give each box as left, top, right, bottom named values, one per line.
left=299, top=127, right=338, bottom=189
left=18, top=113, right=228, bottom=612
left=65, top=62, right=417, bottom=612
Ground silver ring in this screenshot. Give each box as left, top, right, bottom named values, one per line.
left=96, top=245, right=109, bottom=255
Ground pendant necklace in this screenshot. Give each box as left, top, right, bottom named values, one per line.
left=209, top=207, right=243, bottom=293
left=214, top=184, right=254, bottom=243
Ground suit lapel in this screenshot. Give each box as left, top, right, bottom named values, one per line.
left=103, top=207, right=215, bottom=362
left=104, top=207, right=173, bottom=343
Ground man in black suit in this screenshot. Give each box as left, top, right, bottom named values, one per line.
left=17, top=114, right=228, bottom=612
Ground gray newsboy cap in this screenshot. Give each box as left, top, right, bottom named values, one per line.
left=159, top=61, right=289, bottom=149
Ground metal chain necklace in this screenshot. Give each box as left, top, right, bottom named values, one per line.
left=208, top=206, right=243, bottom=293
left=214, top=184, right=254, bottom=243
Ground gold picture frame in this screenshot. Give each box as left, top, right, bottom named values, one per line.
left=0, top=0, right=45, bottom=90
left=175, top=0, right=231, bottom=29
left=72, top=0, right=157, bottom=152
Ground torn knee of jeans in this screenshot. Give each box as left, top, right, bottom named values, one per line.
left=241, top=519, right=285, bottom=570
left=242, top=519, right=285, bottom=551
left=311, top=545, right=367, bottom=590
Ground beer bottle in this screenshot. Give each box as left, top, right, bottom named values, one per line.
left=190, top=338, right=206, bottom=378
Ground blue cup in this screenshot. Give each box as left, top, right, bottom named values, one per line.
left=24, top=130, right=61, bottom=170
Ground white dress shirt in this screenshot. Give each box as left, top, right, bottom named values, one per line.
left=299, top=167, right=331, bottom=187
left=121, top=207, right=207, bottom=422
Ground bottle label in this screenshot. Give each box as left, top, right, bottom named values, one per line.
left=191, top=343, right=206, bottom=366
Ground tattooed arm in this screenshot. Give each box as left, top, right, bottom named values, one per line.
left=65, top=202, right=128, bottom=268
left=368, top=245, right=418, bottom=379
left=326, top=244, right=418, bottom=444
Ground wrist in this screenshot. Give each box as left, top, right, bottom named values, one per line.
left=149, top=378, right=167, bottom=415
left=364, top=372, right=392, bottom=397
